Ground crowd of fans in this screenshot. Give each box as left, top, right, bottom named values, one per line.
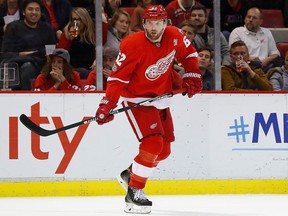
left=0, top=0, right=287, bottom=91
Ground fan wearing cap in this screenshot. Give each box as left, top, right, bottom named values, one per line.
left=34, top=48, right=81, bottom=91
left=84, top=47, right=119, bottom=91
left=95, top=5, right=201, bottom=214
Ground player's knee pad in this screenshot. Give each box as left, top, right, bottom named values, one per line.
left=134, top=134, right=164, bottom=166
left=156, top=141, right=171, bottom=162
left=140, top=134, right=164, bottom=156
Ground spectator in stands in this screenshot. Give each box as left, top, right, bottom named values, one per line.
left=267, top=50, right=288, bottom=91
left=84, top=46, right=119, bottom=91
left=1, top=0, right=56, bottom=90
left=208, top=0, right=252, bottom=42
left=130, top=0, right=154, bottom=32
left=165, top=0, right=203, bottom=27
left=34, top=48, right=81, bottom=91
left=0, top=0, right=22, bottom=29
left=229, top=7, right=281, bottom=72
left=221, top=40, right=272, bottom=90
left=41, top=0, right=72, bottom=40
left=178, top=19, right=197, bottom=43
left=58, top=7, right=96, bottom=79
left=0, top=0, right=23, bottom=51
left=190, top=5, right=231, bottom=65
left=104, top=9, right=131, bottom=52
left=198, top=47, right=215, bottom=90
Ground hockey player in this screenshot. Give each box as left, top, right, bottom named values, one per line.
left=95, top=4, right=202, bottom=214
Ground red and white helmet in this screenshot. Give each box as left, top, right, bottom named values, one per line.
left=143, top=5, right=167, bottom=20
left=142, top=5, right=168, bottom=42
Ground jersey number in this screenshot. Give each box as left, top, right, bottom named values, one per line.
left=183, top=36, right=191, bottom=48
left=115, top=52, right=126, bottom=66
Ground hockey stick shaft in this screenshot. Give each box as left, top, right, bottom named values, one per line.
left=20, top=88, right=186, bottom=137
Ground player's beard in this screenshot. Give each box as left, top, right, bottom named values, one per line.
left=245, top=23, right=258, bottom=33
left=195, top=22, right=205, bottom=30
left=146, top=28, right=165, bottom=43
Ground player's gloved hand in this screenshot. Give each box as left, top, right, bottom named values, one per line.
left=182, top=72, right=202, bottom=98
left=96, top=97, right=117, bottom=125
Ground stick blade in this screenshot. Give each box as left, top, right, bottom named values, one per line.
left=20, top=114, right=52, bottom=136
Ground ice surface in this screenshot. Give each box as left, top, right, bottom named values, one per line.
left=0, top=194, right=288, bottom=216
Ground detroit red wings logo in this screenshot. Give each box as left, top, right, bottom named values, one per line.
left=145, top=50, right=176, bottom=81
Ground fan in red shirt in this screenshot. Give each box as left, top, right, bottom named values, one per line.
left=165, top=0, right=203, bottom=27
left=84, top=47, right=119, bottom=91
left=34, top=48, right=81, bottom=91
left=95, top=4, right=202, bottom=214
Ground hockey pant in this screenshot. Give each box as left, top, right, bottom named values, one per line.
left=123, top=101, right=175, bottom=189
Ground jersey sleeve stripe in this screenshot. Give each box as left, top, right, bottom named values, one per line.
left=107, top=77, right=130, bottom=84
left=185, top=52, right=198, bottom=59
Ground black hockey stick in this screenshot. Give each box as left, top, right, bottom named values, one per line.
left=20, top=88, right=186, bottom=137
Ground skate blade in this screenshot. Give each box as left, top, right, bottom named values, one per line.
left=124, top=203, right=151, bottom=214
left=116, top=174, right=128, bottom=192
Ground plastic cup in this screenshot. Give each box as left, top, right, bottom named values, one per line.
left=45, top=45, right=56, bottom=55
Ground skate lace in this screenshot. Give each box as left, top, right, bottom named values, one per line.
left=133, top=188, right=147, bottom=201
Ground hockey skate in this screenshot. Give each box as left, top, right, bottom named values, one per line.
left=124, top=186, right=152, bottom=214
left=116, top=165, right=131, bottom=192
